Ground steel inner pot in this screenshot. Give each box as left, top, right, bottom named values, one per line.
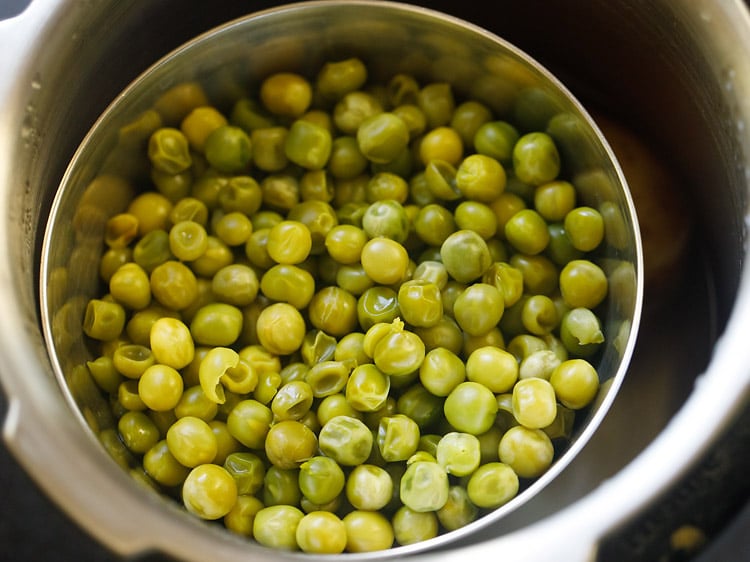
left=37, top=0, right=640, bottom=557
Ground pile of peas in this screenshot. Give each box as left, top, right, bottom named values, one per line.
left=81, top=57, right=610, bottom=553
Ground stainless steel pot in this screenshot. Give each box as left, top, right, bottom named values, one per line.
left=0, top=0, right=748, bottom=561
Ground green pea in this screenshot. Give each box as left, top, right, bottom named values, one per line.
left=148, top=128, right=192, bottom=174
left=333, top=91, right=383, bottom=135
left=285, top=119, right=332, bottom=170
left=253, top=505, right=304, bottom=550
left=150, top=260, right=198, bottom=311
left=417, top=82, right=454, bottom=128
left=265, top=420, right=318, bottom=470
left=111, top=343, right=154, bottom=379
left=396, top=383, right=444, bottom=430
left=377, top=414, right=421, bottom=462
left=318, top=415, right=373, bottom=466
left=512, top=377, right=558, bottom=429
left=366, top=172, right=409, bottom=203
left=190, top=303, right=243, bottom=347
left=423, top=159, right=461, bottom=200
left=342, top=510, right=395, bottom=553
left=133, top=229, right=172, bottom=273
left=513, top=131, right=561, bottom=185
left=317, top=394, right=362, bottom=427
left=224, top=494, right=264, bottom=538
left=466, top=462, right=518, bottom=508
left=415, top=203, right=456, bottom=247
left=397, top=279, right=443, bottom=328
left=305, top=360, right=356, bottom=399
left=371, top=320, right=425, bottom=378
left=498, top=425, right=554, bottom=478
left=437, top=485, right=478, bottom=531
left=256, top=302, right=306, bottom=355
left=346, top=364, right=391, bottom=413
left=83, top=299, right=126, bottom=341
left=392, top=506, right=439, bottom=546
left=204, top=125, right=252, bottom=174
left=296, top=511, right=348, bottom=554
left=174, top=385, right=218, bottom=421
left=465, top=346, right=518, bottom=394
left=260, top=71, right=312, bottom=117
left=299, top=455, right=345, bottom=505
left=118, top=410, right=160, bottom=454
left=362, top=199, right=409, bottom=243
left=224, top=451, right=266, bottom=495
left=418, top=347, right=465, bottom=397
left=166, top=416, right=218, bottom=467
left=534, top=180, right=577, bottom=222
left=546, top=222, right=585, bottom=266
left=510, top=253, right=559, bottom=296
left=455, top=154, right=506, bottom=202
left=453, top=283, right=504, bottom=337
left=559, top=259, right=608, bottom=309
left=399, top=460, right=449, bottom=513
left=307, top=286, right=358, bottom=338
left=143, top=440, right=190, bottom=488
left=564, top=206, right=604, bottom=251
left=436, top=432, right=481, bottom=476
left=473, top=120, right=519, bottom=164
left=440, top=230, right=492, bottom=283
left=109, top=263, right=151, bottom=310
left=251, top=126, right=289, bottom=172
left=356, top=112, right=410, bottom=164
left=549, top=358, right=600, bottom=409
left=316, top=57, right=368, bottom=100
left=346, top=464, right=393, bottom=511
left=505, top=209, right=550, bottom=255
left=182, top=464, right=238, bottom=520
left=226, top=399, right=272, bottom=449
left=444, top=381, right=498, bottom=435
left=138, top=364, right=184, bottom=412
left=230, top=97, right=275, bottom=132
left=521, top=294, right=559, bottom=335
left=454, top=200, right=498, bottom=240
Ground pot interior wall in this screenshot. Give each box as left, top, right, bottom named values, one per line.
left=7, top=0, right=742, bottom=557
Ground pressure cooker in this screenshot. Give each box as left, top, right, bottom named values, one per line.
left=0, top=0, right=748, bottom=560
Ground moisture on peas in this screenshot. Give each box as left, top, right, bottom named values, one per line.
left=80, top=56, right=617, bottom=554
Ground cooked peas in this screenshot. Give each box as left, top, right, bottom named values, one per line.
left=253, top=505, right=305, bottom=550
left=260, top=72, right=312, bottom=118
left=466, top=462, right=519, bottom=509
left=455, top=153, right=506, bottom=202
left=498, top=425, right=554, bottom=479
left=182, top=463, right=238, bottom=520
left=436, top=432, right=481, bottom=476
left=138, top=364, right=184, bottom=411
left=550, top=358, right=600, bottom=409
left=343, top=510, right=395, bottom=553
left=357, top=112, right=410, bottom=164
left=400, top=460, right=449, bottom=512
left=296, top=511, right=348, bottom=554
left=80, top=57, right=619, bottom=553
left=392, top=506, right=439, bottom=546
left=444, top=382, right=498, bottom=435
left=148, top=128, right=192, bottom=174
left=346, top=464, right=393, bottom=511
left=285, top=119, right=332, bottom=170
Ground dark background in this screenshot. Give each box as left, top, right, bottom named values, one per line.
left=1, top=1, right=748, bottom=561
